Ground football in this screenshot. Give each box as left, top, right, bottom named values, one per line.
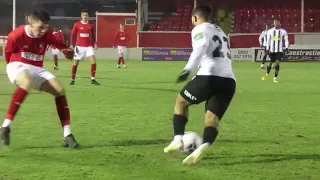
left=182, top=131, right=202, bottom=154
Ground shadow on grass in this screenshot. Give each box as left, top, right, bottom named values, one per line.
left=0, top=89, right=87, bottom=96
left=125, top=81, right=174, bottom=85
left=12, top=139, right=169, bottom=151
left=108, top=85, right=179, bottom=93
left=13, top=138, right=281, bottom=151
left=55, top=75, right=117, bottom=80
left=0, top=92, right=41, bottom=96
left=62, top=84, right=179, bottom=93
left=80, top=139, right=169, bottom=149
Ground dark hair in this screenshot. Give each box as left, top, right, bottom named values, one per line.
left=81, top=9, right=89, bottom=14
left=30, top=9, right=50, bottom=23
left=192, top=5, right=213, bottom=21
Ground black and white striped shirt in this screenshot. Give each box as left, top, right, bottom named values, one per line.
left=259, top=30, right=268, bottom=47
left=266, top=27, right=289, bottom=53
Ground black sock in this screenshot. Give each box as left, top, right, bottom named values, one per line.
left=266, top=65, right=272, bottom=74
left=173, top=114, right=188, bottom=136
left=202, top=126, right=219, bottom=145
left=275, top=65, right=280, bottom=77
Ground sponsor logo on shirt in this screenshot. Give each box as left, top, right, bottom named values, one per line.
left=21, top=52, right=43, bottom=61
left=80, top=33, right=90, bottom=37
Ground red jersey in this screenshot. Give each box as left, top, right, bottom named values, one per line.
left=71, top=21, right=95, bottom=47
left=51, top=30, right=65, bottom=49
left=5, top=25, right=69, bottom=67
left=113, top=30, right=131, bottom=47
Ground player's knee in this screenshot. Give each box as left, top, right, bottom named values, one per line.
left=41, top=79, right=66, bottom=97
left=15, top=71, right=33, bottom=90
left=73, top=60, right=80, bottom=66
left=205, top=110, right=220, bottom=127
left=174, top=95, right=190, bottom=114
left=55, top=87, right=66, bottom=96
left=51, top=85, right=65, bottom=97
left=176, top=95, right=189, bottom=106
left=88, top=56, right=96, bottom=63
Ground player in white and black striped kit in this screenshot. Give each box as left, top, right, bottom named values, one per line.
left=163, top=6, right=236, bottom=165
left=259, top=24, right=270, bottom=69
left=262, top=19, right=289, bottom=83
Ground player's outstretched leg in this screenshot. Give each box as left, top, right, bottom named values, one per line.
left=261, top=53, right=267, bottom=69
left=274, top=61, right=280, bottom=83
left=262, top=62, right=273, bottom=80
left=164, top=95, right=190, bottom=153
left=183, top=79, right=235, bottom=165
left=70, top=60, right=79, bottom=85
left=0, top=70, right=32, bottom=146
left=53, top=55, right=59, bottom=71
left=88, top=55, right=100, bottom=85
left=182, top=110, right=218, bottom=165
left=40, top=78, right=80, bottom=149
left=117, top=48, right=122, bottom=68
left=117, top=57, right=121, bottom=68
left=121, top=57, right=127, bottom=68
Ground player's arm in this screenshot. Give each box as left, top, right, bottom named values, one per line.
left=91, top=25, right=97, bottom=47
left=258, top=31, right=264, bottom=47
left=113, top=31, right=119, bottom=47
left=184, top=30, right=208, bottom=71
left=70, top=23, right=78, bottom=47
left=45, top=31, right=68, bottom=49
left=176, top=28, right=208, bottom=83
left=4, top=34, right=16, bottom=64
left=266, top=30, right=271, bottom=51
left=284, top=30, right=289, bottom=49
left=45, top=31, right=74, bottom=59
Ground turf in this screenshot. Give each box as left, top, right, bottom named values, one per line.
left=0, top=60, right=319, bottom=180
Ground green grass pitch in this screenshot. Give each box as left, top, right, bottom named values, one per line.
left=0, top=60, right=319, bottom=180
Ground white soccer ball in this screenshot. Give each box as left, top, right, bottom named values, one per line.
left=182, top=131, right=202, bottom=154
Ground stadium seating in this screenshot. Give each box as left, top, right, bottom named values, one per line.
left=148, top=1, right=193, bottom=31
left=147, top=0, right=320, bottom=33
left=232, top=2, right=320, bottom=33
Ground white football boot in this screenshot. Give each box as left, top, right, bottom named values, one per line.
left=182, top=143, right=210, bottom=165
left=164, top=135, right=183, bottom=153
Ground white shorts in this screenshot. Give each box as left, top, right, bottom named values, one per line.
left=117, top=46, right=127, bottom=54
left=74, top=46, right=95, bottom=60
left=51, top=48, right=60, bottom=56
left=6, top=62, right=56, bottom=91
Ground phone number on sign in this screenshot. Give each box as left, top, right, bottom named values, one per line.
left=233, top=50, right=252, bottom=59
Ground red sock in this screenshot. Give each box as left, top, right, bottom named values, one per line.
left=117, top=57, right=121, bottom=65
left=5, top=88, right=28, bottom=121
left=121, top=57, right=125, bottom=64
left=55, top=96, right=70, bottom=127
left=71, top=65, right=78, bottom=80
left=53, top=55, right=58, bottom=67
left=91, top=64, right=97, bottom=78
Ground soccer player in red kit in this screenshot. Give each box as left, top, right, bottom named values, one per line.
left=0, top=10, right=80, bottom=149
left=51, top=26, right=65, bottom=70
left=113, top=24, right=131, bottom=68
left=70, top=9, right=99, bottom=85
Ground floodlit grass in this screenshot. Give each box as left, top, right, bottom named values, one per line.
left=0, top=60, right=319, bottom=180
